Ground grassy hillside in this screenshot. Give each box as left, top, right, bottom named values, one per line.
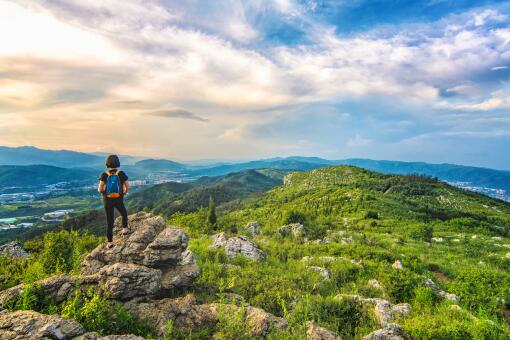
left=2, top=165, right=509, bottom=338
left=126, top=169, right=284, bottom=217
left=168, top=166, right=510, bottom=338
left=338, top=158, right=510, bottom=192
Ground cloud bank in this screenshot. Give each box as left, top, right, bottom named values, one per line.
left=1, top=0, right=510, bottom=168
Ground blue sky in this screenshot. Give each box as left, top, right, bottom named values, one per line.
left=1, top=0, right=510, bottom=168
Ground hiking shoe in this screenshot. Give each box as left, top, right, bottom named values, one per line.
left=120, top=228, right=130, bottom=236
left=106, top=242, right=115, bottom=249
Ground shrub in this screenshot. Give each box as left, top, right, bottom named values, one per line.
left=364, top=211, right=379, bottom=219
left=288, top=295, right=367, bottom=338
left=215, top=305, right=252, bottom=340
left=380, top=268, right=421, bottom=303
left=39, top=231, right=75, bottom=274
left=449, top=268, right=510, bottom=316
left=61, top=288, right=153, bottom=337
left=38, top=230, right=102, bottom=275
left=282, top=210, right=307, bottom=225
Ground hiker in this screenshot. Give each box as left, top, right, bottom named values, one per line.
left=98, top=154, right=129, bottom=247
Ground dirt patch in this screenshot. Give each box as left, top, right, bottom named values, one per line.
left=501, top=308, right=510, bottom=324
left=432, top=271, right=449, bottom=283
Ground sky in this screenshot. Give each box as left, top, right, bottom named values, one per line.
left=1, top=0, right=510, bottom=168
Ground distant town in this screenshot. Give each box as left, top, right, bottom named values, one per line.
left=448, top=181, right=510, bottom=202
left=0, top=175, right=184, bottom=232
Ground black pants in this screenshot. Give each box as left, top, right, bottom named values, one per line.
left=103, top=197, right=128, bottom=242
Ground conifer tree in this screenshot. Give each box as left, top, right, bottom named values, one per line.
left=207, top=196, right=217, bottom=227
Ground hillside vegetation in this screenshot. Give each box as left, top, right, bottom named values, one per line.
left=0, top=165, right=95, bottom=188
left=1, top=165, right=510, bottom=338
left=127, top=169, right=284, bottom=217
left=169, top=166, right=510, bottom=338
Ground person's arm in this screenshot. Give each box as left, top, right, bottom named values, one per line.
left=123, top=180, right=129, bottom=195
left=98, top=180, right=105, bottom=193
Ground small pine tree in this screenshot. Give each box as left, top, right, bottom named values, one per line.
left=207, top=196, right=217, bottom=227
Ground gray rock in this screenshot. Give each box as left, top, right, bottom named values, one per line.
left=0, top=310, right=85, bottom=339
left=125, top=294, right=286, bottom=338
left=309, top=266, right=330, bottom=280
left=363, top=323, right=407, bottom=340
left=422, top=278, right=460, bottom=302
left=225, top=236, right=266, bottom=260
left=82, top=212, right=199, bottom=292
left=74, top=333, right=145, bottom=339
left=246, top=222, right=262, bottom=236
left=368, top=279, right=384, bottom=290
left=336, top=295, right=411, bottom=326
left=392, top=260, right=403, bottom=270
left=276, top=223, right=305, bottom=237
left=142, top=227, right=189, bottom=267
left=98, top=263, right=162, bottom=301
left=306, top=321, right=341, bottom=340
left=211, top=232, right=227, bottom=248
left=0, top=241, right=28, bottom=258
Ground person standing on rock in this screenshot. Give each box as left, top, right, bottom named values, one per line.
left=98, top=154, right=130, bottom=247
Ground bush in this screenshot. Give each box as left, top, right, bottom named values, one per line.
left=215, top=305, right=252, bottom=340
left=364, top=211, right=379, bottom=219
left=61, top=288, right=153, bottom=337
left=38, top=231, right=102, bottom=275
left=282, top=210, right=307, bottom=225
left=380, top=268, right=421, bottom=303
left=288, top=295, right=368, bottom=338
left=449, top=268, right=510, bottom=316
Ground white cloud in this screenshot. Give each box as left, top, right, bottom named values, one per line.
left=2, top=0, right=510, bottom=159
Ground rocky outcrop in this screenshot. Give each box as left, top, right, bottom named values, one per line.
left=421, top=278, right=460, bottom=302
left=246, top=221, right=262, bottom=236
left=211, top=233, right=266, bottom=260
left=392, top=261, right=403, bottom=270
left=363, top=323, right=407, bottom=340
left=276, top=223, right=305, bottom=237
left=309, top=266, right=330, bottom=280
left=0, top=241, right=28, bottom=258
left=0, top=309, right=144, bottom=340
left=1, top=212, right=199, bottom=307
left=368, top=279, right=384, bottom=290
left=124, top=294, right=287, bottom=338
left=336, top=295, right=411, bottom=326
left=75, top=334, right=144, bottom=340
left=0, top=213, right=288, bottom=339
left=82, top=212, right=199, bottom=292
left=306, top=321, right=341, bottom=340
left=0, top=310, right=85, bottom=339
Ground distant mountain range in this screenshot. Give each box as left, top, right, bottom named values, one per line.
left=0, top=165, right=96, bottom=189
left=1, top=146, right=510, bottom=198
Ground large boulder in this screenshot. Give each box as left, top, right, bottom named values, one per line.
left=98, top=263, right=162, bottom=301
left=211, top=234, right=266, bottom=260
left=74, top=333, right=145, bottom=340
left=421, top=278, right=460, bottom=302
left=276, top=223, right=305, bottom=237
left=124, top=294, right=286, bottom=338
left=0, top=310, right=85, bottom=339
left=246, top=221, right=262, bottom=236
left=363, top=323, right=407, bottom=340
left=336, top=295, right=411, bottom=327
left=225, top=236, right=266, bottom=260
left=0, top=241, right=28, bottom=258
left=81, top=212, right=199, bottom=292
left=306, top=321, right=341, bottom=340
